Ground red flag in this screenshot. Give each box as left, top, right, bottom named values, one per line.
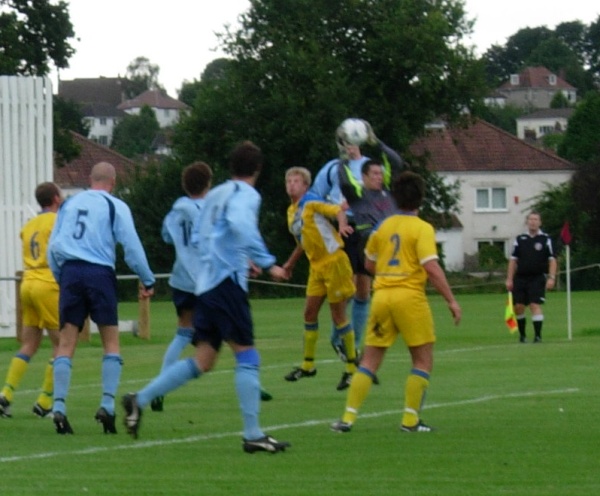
left=560, top=222, right=572, bottom=245
left=505, top=292, right=518, bottom=333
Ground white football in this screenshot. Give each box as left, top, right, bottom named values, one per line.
left=339, top=118, right=369, bottom=145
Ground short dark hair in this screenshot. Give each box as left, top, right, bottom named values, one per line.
left=182, top=161, right=212, bottom=196
left=228, top=141, right=263, bottom=177
left=361, top=159, right=381, bottom=175
left=391, top=171, right=425, bottom=210
left=35, top=182, right=60, bottom=208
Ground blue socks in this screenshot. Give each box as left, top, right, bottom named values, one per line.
left=161, top=327, right=194, bottom=371
left=137, top=357, right=201, bottom=409
left=330, top=298, right=370, bottom=350
left=351, top=298, right=369, bottom=348
left=52, top=356, right=72, bottom=415
left=101, top=354, right=123, bottom=415
left=234, top=349, right=263, bottom=440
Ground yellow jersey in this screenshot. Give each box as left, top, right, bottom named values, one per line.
left=365, top=213, right=438, bottom=292
left=288, top=195, right=345, bottom=270
left=20, top=211, right=57, bottom=284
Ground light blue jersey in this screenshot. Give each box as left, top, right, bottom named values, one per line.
left=48, top=190, right=154, bottom=287
left=194, top=180, right=275, bottom=295
left=310, top=156, right=369, bottom=216
left=162, top=196, right=203, bottom=293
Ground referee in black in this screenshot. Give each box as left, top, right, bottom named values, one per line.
left=505, top=212, right=557, bottom=343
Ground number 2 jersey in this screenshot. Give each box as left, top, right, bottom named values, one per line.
left=365, top=212, right=438, bottom=292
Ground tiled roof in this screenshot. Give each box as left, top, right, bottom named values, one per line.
left=517, top=108, right=574, bottom=121
left=117, top=89, right=189, bottom=111
left=58, top=77, right=127, bottom=106
left=54, top=132, right=136, bottom=189
left=498, top=66, right=575, bottom=91
left=409, top=118, right=576, bottom=172
left=80, top=102, right=127, bottom=119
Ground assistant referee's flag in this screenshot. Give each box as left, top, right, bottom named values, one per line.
left=505, top=292, right=518, bottom=333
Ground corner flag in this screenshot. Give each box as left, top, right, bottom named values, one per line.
left=505, top=292, right=518, bottom=333
left=560, top=221, right=573, bottom=340
left=560, top=221, right=572, bottom=245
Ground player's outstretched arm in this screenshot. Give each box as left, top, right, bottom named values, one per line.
left=424, top=259, right=461, bottom=325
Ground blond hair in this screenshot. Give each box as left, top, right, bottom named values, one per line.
left=285, top=167, right=312, bottom=187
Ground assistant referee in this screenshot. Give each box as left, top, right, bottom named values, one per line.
left=506, top=212, right=557, bottom=343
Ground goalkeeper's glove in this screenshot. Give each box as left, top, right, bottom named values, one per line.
left=362, top=119, right=379, bottom=146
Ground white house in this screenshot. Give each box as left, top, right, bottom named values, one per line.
left=117, top=89, right=189, bottom=128
left=516, top=108, right=574, bottom=140
left=410, top=119, right=576, bottom=270
left=58, top=77, right=128, bottom=146
left=496, top=66, right=577, bottom=110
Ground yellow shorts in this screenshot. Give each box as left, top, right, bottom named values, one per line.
left=306, top=252, right=356, bottom=304
left=365, top=287, right=435, bottom=348
left=20, top=279, right=59, bottom=330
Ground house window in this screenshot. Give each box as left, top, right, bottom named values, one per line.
left=164, top=109, right=170, bottom=117
left=476, top=187, right=507, bottom=211
left=510, top=74, right=519, bottom=85
left=548, top=74, right=557, bottom=85
left=478, top=240, right=505, bottom=252
left=539, top=125, right=554, bottom=136
left=99, top=117, right=107, bottom=125
left=98, top=136, right=108, bottom=145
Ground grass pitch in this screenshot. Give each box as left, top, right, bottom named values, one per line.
left=0, top=290, right=598, bottom=495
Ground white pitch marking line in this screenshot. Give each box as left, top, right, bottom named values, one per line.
left=0, top=387, right=579, bottom=464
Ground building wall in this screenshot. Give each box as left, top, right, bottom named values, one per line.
left=86, top=116, right=119, bottom=145
left=503, top=89, right=576, bottom=109
left=516, top=117, right=568, bottom=140
left=438, top=170, right=573, bottom=268
left=123, top=107, right=182, bottom=128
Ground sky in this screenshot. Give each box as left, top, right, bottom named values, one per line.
left=53, top=1, right=600, bottom=97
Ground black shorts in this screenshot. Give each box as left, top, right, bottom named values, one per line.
left=513, top=274, right=546, bottom=306
left=192, top=277, right=254, bottom=350
left=343, top=229, right=370, bottom=276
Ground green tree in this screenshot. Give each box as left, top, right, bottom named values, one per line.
left=558, top=91, right=600, bottom=164
left=532, top=169, right=600, bottom=290
left=587, top=16, right=600, bottom=87
left=178, top=58, right=232, bottom=106
left=482, top=27, right=554, bottom=85
left=481, top=22, right=596, bottom=94
left=474, top=103, right=525, bottom=135
left=111, top=105, right=160, bottom=158
left=175, top=0, right=485, bottom=220
left=0, top=0, right=75, bottom=75
left=123, top=56, right=163, bottom=99
left=53, top=96, right=89, bottom=166
left=115, top=157, right=186, bottom=279
left=550, top=91, right=570, bottom=109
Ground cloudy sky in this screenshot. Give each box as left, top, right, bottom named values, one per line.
left=53, top=0, right=599, bottom=96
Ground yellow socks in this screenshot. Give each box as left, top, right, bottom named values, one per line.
left=402, top=368, right=430, bottom=428
left=301, top=322, right=318, bottom=371
left=341, top=368, right=375, bottom=424
left=35, top=359, right=54, bottom=410
left=1, top=354, right=30, bottom=402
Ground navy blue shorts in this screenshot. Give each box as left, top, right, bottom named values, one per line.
left=171, top=288, right=197, bottom=317
left=344, top=228, right=370, bottom=276
left=513, top=273, right=546, bottom=306
left=59, top=261, right=118, bottom=330
left=192, top=277, right=254, bottom=350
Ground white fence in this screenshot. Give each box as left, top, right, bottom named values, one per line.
left=0, top=76, right=54, bottom=337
